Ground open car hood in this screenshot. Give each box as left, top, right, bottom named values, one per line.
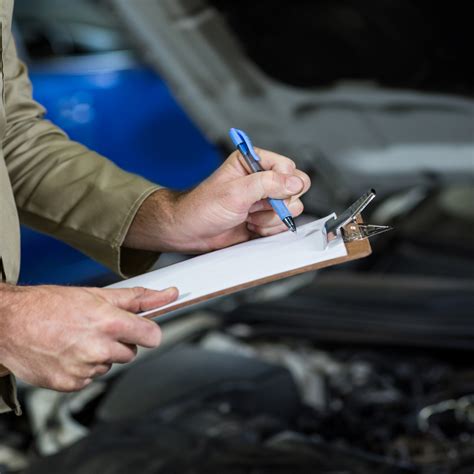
left=109, top=0, right=474, bottom=206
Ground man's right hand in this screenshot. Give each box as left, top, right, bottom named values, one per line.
left=0, top=284, right=178, bottom=391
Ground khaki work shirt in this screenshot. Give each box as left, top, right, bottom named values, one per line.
left=1, top=0, right=160, bottom=414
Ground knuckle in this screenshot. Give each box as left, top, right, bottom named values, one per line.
left=97, top=364, right=112, bottom=376
left=254, top=225, right=269, bottom=237
left=118, top=345, right=136, bottom=363
left=93, top=300, right=114, bottom=320
left=69, top=379, right=83, bottom=392
left=292, top=200, right=304, bottom=215
left=261, top=224, right=286, bottom=237
left=261, top=171, right=278, bottom=193
left=85, top=367, right=97, bottom=379
left=298, top=170, right=311, bottom=189
left=88, top=344, right=112, bottom=364
left=45, top=372, right=61, bottom=390
left=281, top=157, right=296, bottom=172
left=101, top=317, right=125, bottom=337
left=55, top=375, right=81, bottom=392
left=128, top=287, right=146, bottom=298
left=89, top=365, right=105, bottom=378
left=151, top=324, right=162, bottom=346
left=81, top=378, right=93, bottom=389
left=143, top=323, right=161, bottom=347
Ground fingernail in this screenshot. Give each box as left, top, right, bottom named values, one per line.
left=164, top=287, right=178, bottom=296
left=285, top=176, right=304, bottom=194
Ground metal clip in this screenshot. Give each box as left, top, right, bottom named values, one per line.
left=324, top=189, right=393, bottom=244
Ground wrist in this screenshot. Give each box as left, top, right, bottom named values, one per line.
left=123, top=188, right=186, bottom=252
left=0, top=284, right=18, bottom=362
left=0, top=284, right=33, bottom=359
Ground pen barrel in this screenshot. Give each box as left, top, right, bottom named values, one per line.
left=232, top=129, right=294, bottom=227
left=268, top=198, right=292, bottom=219
left=238, top=144, right=263, bottom=173
left=241, top=151, right=292, bottom=220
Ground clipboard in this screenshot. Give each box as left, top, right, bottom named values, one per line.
left=139, top=221, right=372, bottom=320
left=0, top=190, right=391, bottom=378
left=111, top=189, right=391, bottom=320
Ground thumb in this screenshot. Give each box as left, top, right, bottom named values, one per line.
left=96, top=287, right=179, bottom=313
left=233, top=171, right=304, bottom=209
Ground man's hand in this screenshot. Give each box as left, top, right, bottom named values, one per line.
left=0, top=284, right=178, bottom=391
left=125, top=149, right=311, bottom=253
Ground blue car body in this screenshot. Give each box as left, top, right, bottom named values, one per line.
left=19, top=55, right=221, bottom=285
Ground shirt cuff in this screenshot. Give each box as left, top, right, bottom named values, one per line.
left=109, top=184, right=162, bottom=279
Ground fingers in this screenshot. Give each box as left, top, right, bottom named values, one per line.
left=233, top=148, right=297, bottom=175
left=248, top=199, right=271, bottom=213
left=92, top=363, right=113, bottom=376
left=107, top=342, right=138, bottom=364
left=249, top=195, right=305, bottom=216
left=48, top=363, right=112, bottom=392
left=229, top=148, right=310, bottom=193
left=74, top=287, right=172, bottom=383
left=63, top=342, right=137, bottom=391
left=228, top=171, right=304, bottom=212
left=84, top=318, right=155, bottom=363
left=96, top=286, right=179, bottom=313
left=99, top=309, right=162, bottom=348
left=89, top=286, right=176, bottom=347
left=247, top=222, right=288, bottom=237
left=247, top=199, right=304, bottom=228
left=225, top=147, right=311, bottom=212
left=293, top=168, right=311, bottom=197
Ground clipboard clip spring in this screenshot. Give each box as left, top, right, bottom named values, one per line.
left=324, top=189, right=393, bottom=243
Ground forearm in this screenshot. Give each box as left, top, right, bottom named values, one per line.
left=0, top=284, right=26, bottom=359
left=0, top=284, right=11, bottom=370
left=123, top=188, right=190, bottom=253
left=0, top=284, right=19, bottom=414
left=0, top=283, right=21, bottom=376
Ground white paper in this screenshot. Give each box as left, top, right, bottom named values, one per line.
left=108, top=215, right=347, bottom=316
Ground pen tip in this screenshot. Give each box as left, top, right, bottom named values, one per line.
left=283, top=216, right=297, bottom=234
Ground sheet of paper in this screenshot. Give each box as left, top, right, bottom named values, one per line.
left=108, top=215, right=347, bottom=316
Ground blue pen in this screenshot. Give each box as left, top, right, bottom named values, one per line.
left=229, top=128, right=297, bottom=233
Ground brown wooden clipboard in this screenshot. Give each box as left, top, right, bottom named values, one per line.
left=142, top=219, right=372, bottom=319
left=0, top=220, right=371, bottom=378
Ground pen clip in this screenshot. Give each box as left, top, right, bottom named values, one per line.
left=229, top=128, right=261, bottom=162
left=324, top=189, right=393, bottom=243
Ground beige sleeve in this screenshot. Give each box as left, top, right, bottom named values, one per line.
left=2, top=26, right=160, bottom=277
